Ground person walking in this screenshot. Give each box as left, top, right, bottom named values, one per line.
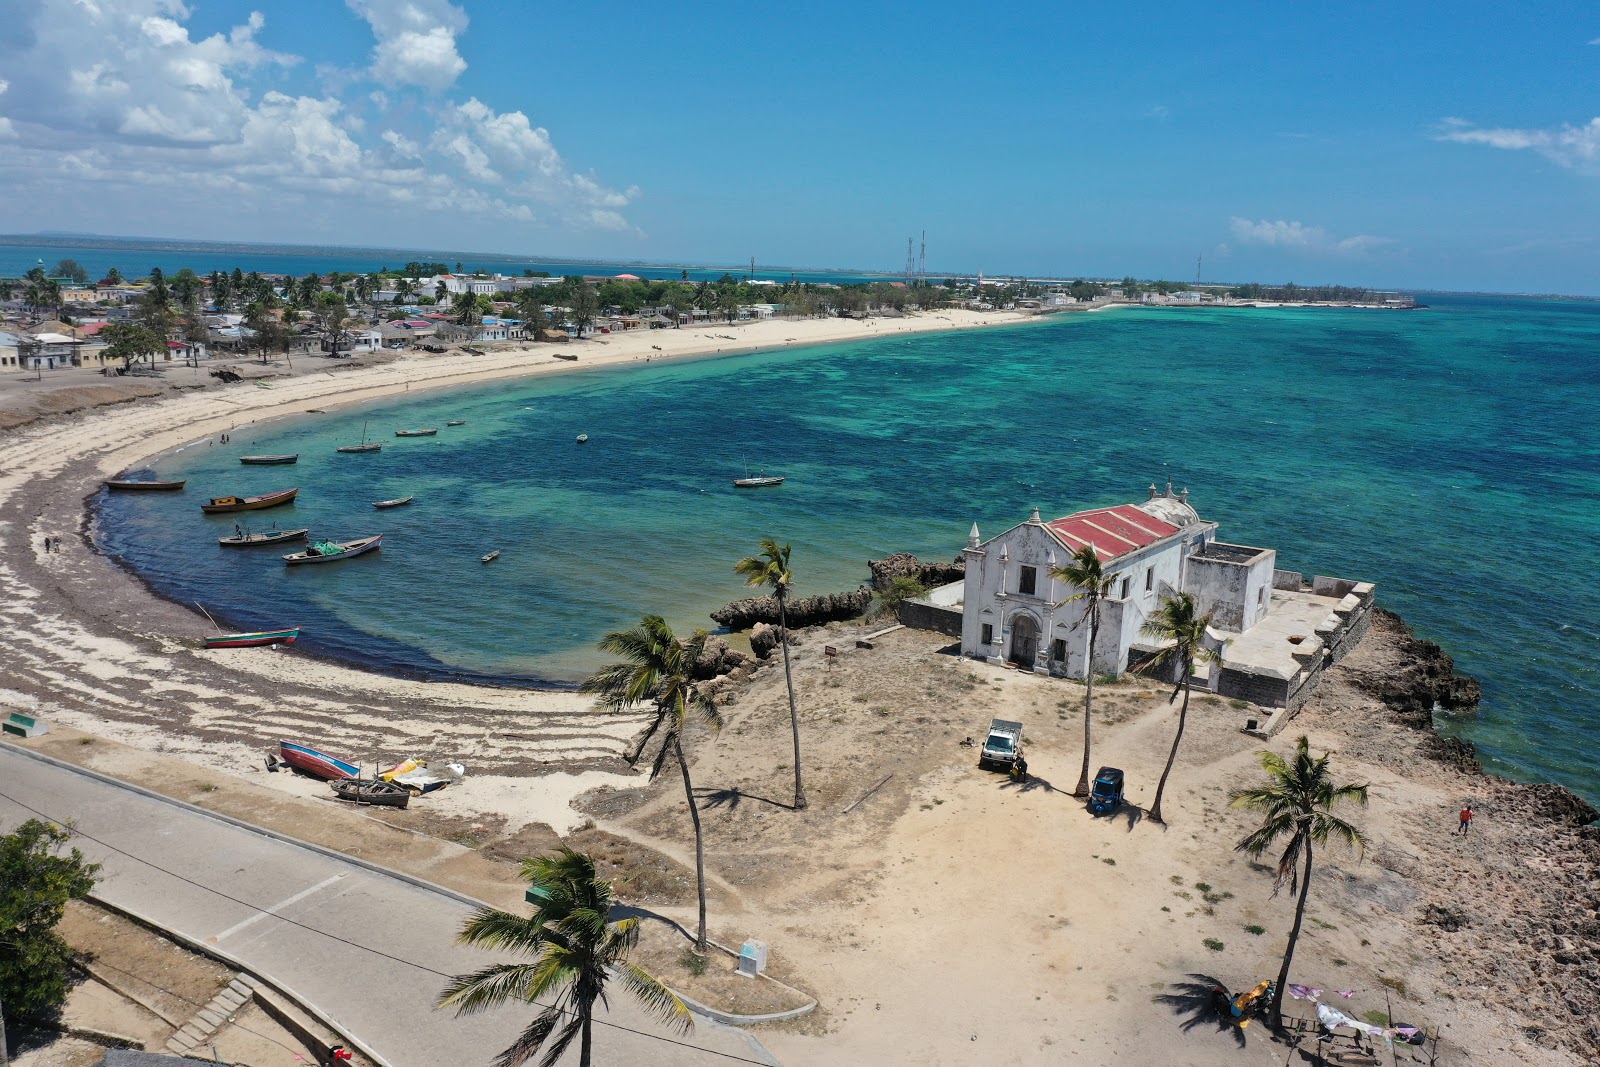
left=1457, top=804, right=1475, bottom=836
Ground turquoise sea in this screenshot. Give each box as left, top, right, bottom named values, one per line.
left=95, top=296, right=1600, bottom=801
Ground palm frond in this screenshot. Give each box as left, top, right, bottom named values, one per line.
left=437, top=962, right=541, bottom=1014
left=534, top=1013, right=588, bottom=1067
left=491, top=1007, right=563, bottom=1067
left=457, top=908, right=550, bottom=954
left=617, top=963, right=694, bottom=1033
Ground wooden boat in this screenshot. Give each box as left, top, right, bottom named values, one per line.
left=481, top=550, right=500, bottom=563
left=446, top=420, right=465, bottom=426
left=330, top=777, right=411, bottom=809
left=576, top=434, right=589, bottom=443
left=734, top=474, right=784, bottom=488
left=276, top=740, right=360, bottom=780
left=282, top=534, right=382, bottom=565
left=552, top=352, right=578, bottom=361
left=105, top=479, right=187, bottom=491
left=338, top=421, right=382, bottom=454
left=394, top=428, right=437, bottom=437
left=204, top=626, right=299, bottom=649
left=201, top=487, right=298, bottom=513
left=372, top=496, right=413, bottom=509
left=218, top=527, right=308, bottom=547
left=240, top=454, right=299, bottom=465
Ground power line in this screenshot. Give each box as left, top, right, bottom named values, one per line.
left=0, top=788, right=774, bottom=1066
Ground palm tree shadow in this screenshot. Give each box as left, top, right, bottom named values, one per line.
left=996, top=773, right=1064, bottom=795
left=695, top=786, right=793, bottom=811
left=1111, top=803, right=1145, bottom=832
left=1153, top=973, right=1249, bottom=1048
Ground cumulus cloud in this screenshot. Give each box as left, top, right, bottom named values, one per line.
left=1229, top=217, right=1392, bottom=255
left=348, top=0, right=469, bottom=92
left=1436, top=115, right=1600, bottom=174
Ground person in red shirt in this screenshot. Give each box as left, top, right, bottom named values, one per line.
left=1457, top=804, right=1475, bottom=836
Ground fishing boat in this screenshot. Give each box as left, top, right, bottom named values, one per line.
left=481, top=550, right=500, bottom=563
left=201, top=487, right=299, bottom=513
left=337, top=421, right=382, bottom=454
left=275, top=740, right=360, bottom=780
left=734, top=473, right=785, bottom=488
left=282, top=534, right=382, bottom=565
left=203, top=626, right=300, bottom=649
left=105, top=479, right=187, bottom=491
left=372, top=496, right=413, bottom=509
left=239, top=454, right=299, bottom=465
left=330, top=777, right=411, bottom=808
left=218, top=527, right=309, bottom=547
left=394, top=428, right=437, bottom=437
left=446, top=419, right=465, bottom=426
left=552, top=352, right=578, bottom=361
left=576, top=433, right=589, bottom=443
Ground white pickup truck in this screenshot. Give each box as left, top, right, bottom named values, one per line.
left=978, top=718, right=1023, bottom=771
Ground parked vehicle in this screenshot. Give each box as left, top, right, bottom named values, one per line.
left=977, top=718, right=1023, bottom=771
left=1088, top=766, right=1126, bottom=815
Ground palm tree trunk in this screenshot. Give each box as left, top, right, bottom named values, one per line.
left=1270, top=836, right=1313, bottom=1030
left=579, top=1012, right=592, bottom=1067
left=776, top=591, right=806, bottom=809
left=1149, top=657, right=1192, bottom=824
left=674, top=737, right=708, bottom=951
left=1074, top=602, right=1097, bottom=797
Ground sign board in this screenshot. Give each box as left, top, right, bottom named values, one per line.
left=824, top=646, right=838, bottom=657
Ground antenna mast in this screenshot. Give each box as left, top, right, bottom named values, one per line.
left=1196, top=253, right=1202, bottom=286
left=905, top=237, right=915, bottom=283
left=919, top=230, right=926, bottom=281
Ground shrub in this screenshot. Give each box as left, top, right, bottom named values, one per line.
left=1202, top=938, right=1225, bottom=952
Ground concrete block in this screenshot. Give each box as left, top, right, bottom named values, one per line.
left=178, top=1023, right=210, bottom=1042
left=166, top=1038, right=194, bottom=1055
left=216, top=989, right=246, bottom=1010
left=226, top=978, right=254, bottom=999
left=198, top=1008, right=226, bottom=1028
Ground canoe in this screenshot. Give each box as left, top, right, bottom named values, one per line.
left=240, top=454, right=299, bottom=465
left=481, top=550, right=500, bottom=563
left=282, top=534, right=382, bottom=565
left=552, top=353, right=578, bottom=361
left=394, top=428, right=437, bottom=437
left=106, top=479, right=187, bottom=491
left=734, top=476, right=785, bottom=488
left=331, top=777, right=411, bottom=808
left=336, top=442, right=382, bottom=454
left=277, top=740, right=360, bottom=780
left=446, top=420, right=465, bottom=426
left=372, top=496, right=413, bottom=509
left=204, top=626, right=299, bottom=649
left=218, top=528, right=309, bottom=547
left=201, top=487, right=299, bottom=513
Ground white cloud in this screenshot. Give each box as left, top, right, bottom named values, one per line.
left=382, top=129, right=421, bottom=158
left=348, top=0, right=469, bottom=91
left=1437, top=115, right=1600, bottom=174
left=1229, top=217, right=1392, bottom=256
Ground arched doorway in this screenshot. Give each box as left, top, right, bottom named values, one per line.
left=1009, top=613, right=1039, bottom=668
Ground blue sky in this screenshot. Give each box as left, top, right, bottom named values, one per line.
left=1, top=2, right=1597, bottom=293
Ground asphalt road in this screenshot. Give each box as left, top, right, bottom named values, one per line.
left=0, top=743, right=778, bottom=1067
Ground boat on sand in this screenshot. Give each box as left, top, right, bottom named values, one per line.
left=282, top=535, right=382, bottom=565
left=274, top=740, right=359, bottom=779
left=201, top=487, right=298, bottom=513
left=330, top=777, right=410, bottom=808
left=203, top=626, right=300, bottom=649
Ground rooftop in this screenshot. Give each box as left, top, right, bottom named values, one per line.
left=1045, top=504, right=1180, bottom=563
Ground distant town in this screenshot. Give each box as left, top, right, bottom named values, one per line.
left=0, top=257, right=1415, bottom=372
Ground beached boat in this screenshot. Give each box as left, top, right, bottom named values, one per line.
left=276, top=740, right=360, bottom=780
left=481, top=550, right=500, bottom=563
left=201, top=487, right=299, bottom=513
left=282, top=534, right=382, bottom=565
left=337, top=421, right=382, bottom=454
left=330, top=777, right=411, bottom=808
left=239, top=454, right=299, bottom=465
left=552, top=352, right=578, bottom=361
left=446, top=420, right=465, bottom=426
left=734, top=473, right=784, bottom=488
left=203, top=626, right=300, bottom=649
left=105, top=479, right=187, bottom=491
left=372, top=496, right=413, bottom=509
left=218, top=527, right=308, bottom=547
left=394, top=428, right=437, bottom=437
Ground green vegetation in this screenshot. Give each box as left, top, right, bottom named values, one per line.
left=0, top=819, right=101, bottom=1036
left=1231, top=735, right=1369, bottom=1030
left=1244, top=924, right=1266, bottom=936
left=438, top=847, right=690, bottom=1067
left=99, top=323, right=166, bottom=371
left=1052, top=545, right=1119, bottom=797
left=1202, top=938, right=1225, bottom=952
left=679, top=950, right=709, bottom=977
left=734, top=538, right=806, bottom=810
left=870, top=576, right=927, bottom=622
left=1140, top=592, right=1223, bottom=824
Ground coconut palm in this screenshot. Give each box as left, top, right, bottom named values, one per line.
left=438, top=847, right=691, bottom=1067
left=1230, top=736, right=1368, bottom=1029
left=582, top=615, right=722, bottom=950
left=1140, top=591, right=1223, bottom=824
left=1051, top=545, right=1118, bottom=797
left=734, top=538, right=806, bottom=810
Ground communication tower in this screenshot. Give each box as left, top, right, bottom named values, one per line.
left=919, top=230, right=927, bottom=281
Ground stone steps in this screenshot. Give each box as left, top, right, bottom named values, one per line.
left=163, top=971, right=261, bottom=1057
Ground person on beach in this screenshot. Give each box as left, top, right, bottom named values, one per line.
left=1012, top=751, right=1028, bottom=784
left=41, top=536, right=49, bottom=553
left=1458, top=804, right=1474, bottom=836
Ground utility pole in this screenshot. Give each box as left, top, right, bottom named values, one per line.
left=1196, top=253, right=1202, bottom=287
left=919, top=230, right=926, bottom=281
left=905, top=237, right=915, bottom=283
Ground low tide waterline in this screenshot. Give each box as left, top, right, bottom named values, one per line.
left=95, top=296, right=1600, bottom=801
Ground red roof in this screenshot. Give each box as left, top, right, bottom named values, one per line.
left=1046, top=504, right=1179, bottom=562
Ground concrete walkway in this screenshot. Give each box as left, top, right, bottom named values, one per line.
left=0, top=743, right=778, bottom=1067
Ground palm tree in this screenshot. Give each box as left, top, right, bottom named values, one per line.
left=1051, top=545, right=1118, bottom=797
left=734, top=538, right=806, bottom=810
left=582, top=616, right=722, bottom=950
left=1230, top=736, right=1368, bottom=1030
left=1140, top=592, right=1223, bottom=824
left=438, top=847, right=691, bottom=1067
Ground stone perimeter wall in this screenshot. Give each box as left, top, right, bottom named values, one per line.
left=1227, top=576, right=1377, bottom=732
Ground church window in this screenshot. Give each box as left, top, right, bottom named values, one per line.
left=1145, top=567, right=1154, bottom=593
left=981, top=623, right=994, bottom=644
left=1052, top=638, right=1067, bottom=661
left=1019, top=566, right=1037, bottom=595
left=1120, top=577, right=1130, bottom=599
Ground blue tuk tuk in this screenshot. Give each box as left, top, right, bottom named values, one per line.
left=1088, top=766, right=1125, bottom=815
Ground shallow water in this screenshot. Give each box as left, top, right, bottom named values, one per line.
left=97, top=296, right=1600, bottom=799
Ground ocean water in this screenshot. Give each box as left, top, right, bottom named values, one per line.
left=95, top=296, right=1600, bottom=800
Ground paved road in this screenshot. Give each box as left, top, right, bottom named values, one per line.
left=0, top=744, right=778, bottom=1067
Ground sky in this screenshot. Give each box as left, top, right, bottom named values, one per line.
left=1, top=1, right=1598, bottom=293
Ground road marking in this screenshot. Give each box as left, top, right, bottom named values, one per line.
left=210, top=873, right=345, bottom=943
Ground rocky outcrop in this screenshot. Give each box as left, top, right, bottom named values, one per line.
left=1349, top=608, right=1481, bottom=730
left=692, top=635, right=751, bottom=681
left=867, top=552, right=965, bottom=591
left=710, top=588, right=872, bottom=632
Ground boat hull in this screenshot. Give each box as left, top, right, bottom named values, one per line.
left=240, top=455, right=299, bottom=465
left=372, top=497, right=413, bottom=509
left=336, top=443, right=382, bottom=453
left=394, top=429, right=437, bottom=437
left=278, top=741, right=360, bottom=780
left=202, top=488, right=299, bottom=514
left=106, top=480, right=187, bottom=491
left=734, top=477, right=784, bottom=488
left=331, top=778, right=411, bottom=808
left=218, top=528, right=309, bottom=547
left=204, top=627, right=300, bottom=649
left=282, top=534, right=382, bottom=565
